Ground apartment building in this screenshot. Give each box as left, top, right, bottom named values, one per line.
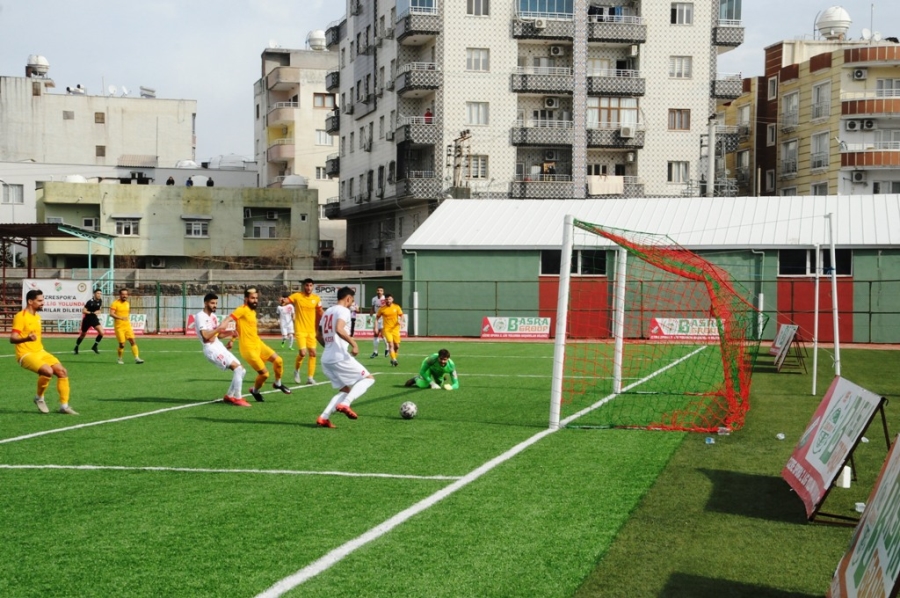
left=323, top=0, right=744, bottom=269
left=254, top=42, right=346, bottom=262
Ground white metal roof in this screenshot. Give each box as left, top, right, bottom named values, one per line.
left=403, top=196, right=900, bottom=250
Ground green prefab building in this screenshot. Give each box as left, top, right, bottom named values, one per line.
left=401, top=196, right=900, bottom=344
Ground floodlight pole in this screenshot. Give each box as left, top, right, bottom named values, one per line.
left=549, top=214, right=576, bottom=429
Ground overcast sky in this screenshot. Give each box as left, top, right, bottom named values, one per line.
left=2, top=1, right=899, bottom=163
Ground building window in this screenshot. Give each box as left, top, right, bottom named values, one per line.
left=781, top=139, right=798, bottom=175
left=63, top=110, right=75, bottom=120
left=668, top=109, right=691, bottom=130
left=299, top=213, right=308, bottom=222
left=738, top=105, right=750, bottom=127
left=96, top=145, right=106, bottom=157
left=766, top=123, right=776, bottom=146
left=1, top=184, right=24, bottom=204
left=82, top=217, right=99, bottom=231
left=874, top=181, right=900, bottom=194
left=540, top=250, right=607, bottom=276
left=319, top=204, right=328, bottom=219
left=465, top=155, right=489, bottom=179
left=587, top=96, right=638, bottom=128
left=811, top=182, right=828, bottom=195
left=94, top=112, right=106, bottom=124
left=467, top=0, right=489, bottom=16
left=379, top=116, right=385, bottom=138
left=671, top=3, right=693, bottom=24
left=251, top=222, right=278, bottom=238
left=115, top=220, right=140, bottom=236
left=810, top=132, right=829, bottom=169
left=466, top=48, right=490, bottom=72
left=812, top=81, right=831, bottom=119
left=313, top=93, right=335, bottom=109
left=667, top=161, right=689, bottom=183
left=876, top=79, right=900, bottom=97
left=349, top=132, right=355, bottom=153
left=669, top=56, right=692, bottom=78
left=781, top=187, right=797, bottom=196
left=315, top=130, right=334, bottom=146
left=767, top=76, right=778, bottom=100
left=765, top=170, right=775, bottom=191
left=316, top=167, right=327, bottom=180
left=466, top=102, right=489, bottom=125
left=32, top=82, right=41, bottom=96
left=185, top=221, right=209, bottom=237
left=779, top=249, right=851, bottom=276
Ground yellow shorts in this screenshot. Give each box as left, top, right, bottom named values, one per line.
left=383, top=328, right=401, bottom=345
left=241, top=342, right=276, bottom=373
left=296, top=331, right=317, bottom=350
left=115, top=325, right=135, bottom=344
left=20, top=350, right=60, bottom=374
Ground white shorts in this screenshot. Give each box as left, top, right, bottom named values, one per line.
left=322, top=357, right=370, bottom=389
left=203, top=342, right=240, bottom=371
left=280, top=321, right=294, bottom=336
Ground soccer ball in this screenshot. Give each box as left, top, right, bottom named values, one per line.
left=400, top=401, right=417, bottom=420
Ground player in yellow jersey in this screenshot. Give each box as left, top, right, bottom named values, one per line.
left=109, top=288, right=144, bottom=365
left=288, top=278, right=324, bottom=385
left=219, top=287, right=291, bottom=401
left=9, top=289, right=78, bottom=414
left=375, top=293, right=404, bottom=367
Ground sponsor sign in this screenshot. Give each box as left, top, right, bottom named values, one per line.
left=770, top=323, right=799, bottom=357
left=313, top=283, right=363, bottom=308
left=21, top=279, right=92, bottom=321
left=649, top=317, right=720, bottom=341
left=782, top=376, right=884, bottom=519
left=828, top=434, right=900, bottom=598
left=101, top=313, right=148, bottom=335
left=353, top=313, right=408, bottom=338
left=481, top=316, right=551, bottom=339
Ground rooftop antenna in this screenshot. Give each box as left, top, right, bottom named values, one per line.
left=121, top=86, right=129, bottom=97
left=107, top=84, right=117, bottom=96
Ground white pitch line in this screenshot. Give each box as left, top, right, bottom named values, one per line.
left=254, top=346, right=708, bottom=597
left=0, top=464, right=460, bottom=481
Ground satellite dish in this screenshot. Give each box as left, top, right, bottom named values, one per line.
left=121, top=86, right=129, bottom=96
left=108, top=84, right=117, bottom=96
left=268, top=39, right=279, bottom=48
left=862, top=28, right=872, bottom=40
left=874, top=31, right=883, bottom=42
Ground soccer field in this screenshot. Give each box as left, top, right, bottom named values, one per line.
left=1, top=337, right=684, bottom=597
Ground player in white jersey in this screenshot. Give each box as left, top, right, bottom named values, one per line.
left=195, top=292, right=250, bottom=407
left=315, top=286, right=375, bottom=428
left=370, top=286, right=386, bottom=358
left=277, top=293, right=295, bottom=349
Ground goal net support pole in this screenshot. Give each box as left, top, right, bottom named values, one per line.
left=549, top=214, right=576, bottom=429
left=612, top=248, right=627, bottom=394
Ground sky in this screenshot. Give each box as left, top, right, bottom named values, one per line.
left=2, top=1, right=899, bottom=163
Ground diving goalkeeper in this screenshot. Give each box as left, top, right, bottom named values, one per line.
left=404, top=349, right=459, bottom=390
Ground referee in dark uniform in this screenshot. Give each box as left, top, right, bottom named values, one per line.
left=74, top=288, right=104, bottom=354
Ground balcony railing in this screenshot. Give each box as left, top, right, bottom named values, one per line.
left=810, top=152, right=829, bottom=169
left=587, top=70, right=645, bottom=96
left=811, top=102, right=831, bottom=120
left=398, top=62, right=439, bottom=75
left=781, top=110, right=799, bottom=131
left=842, top=90, right=900, bottom=100
left=587, top=14, right=647, bottom=43
left=712, top=73, right=743, bottom=99
left=844, top=142, right=900, bottom=151
left=780, top=159, right=798, bottom=177
left=511, top=67, right=574, bottom=94
left=514, top=174, right=572, bottom=182
left=713, top=20, right=744, bottom=46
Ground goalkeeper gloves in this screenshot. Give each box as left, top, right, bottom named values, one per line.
left=430, top=381, right=441, bottom=390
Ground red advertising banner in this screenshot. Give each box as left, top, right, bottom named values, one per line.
left=481, top=316, right=551, bottom=339
left=648, top=317, right=720, bottom=341
left=828, top=434, right=900, bottom=598
left=782, top=376, right=885, bottom=519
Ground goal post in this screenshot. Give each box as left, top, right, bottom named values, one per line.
left=549, top=217, right=768, bottom=432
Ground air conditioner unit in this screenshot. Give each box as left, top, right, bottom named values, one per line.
left=549, top=45, right=564, bottom=57
left=544, top=97, right=560, bottom=108
left=845, top=119, right=860, bottom=131
left=385, top=80, right=394, bottom=90
left=629, top=44, right=639, bottom=57
left=534, top=18, right=547, bottom=29
left=626, top=152, right=635, bottom=163
left=149, top=257, right=166, bottom=268
left=851, top=170, right=866, bottom=183
left=353, top=194, right=363, bottom=204
left=619, top=125, right=636, bottom=138
left=363, top=139, right=372, bottom=152
left=266, top=210, right=279, bottom=220
left=383, top=27, right=394, bottom=39
left=370, top=238, right=380, bottom=249
left=243, top=208, right=252, bottom=218
left=544, top=149, right=558, bottom=160
left=853, top=68, right=868, bottom=81
left=342, top=103, right=354, bottom=114
left=385, top=130, right=394, bottom=141
left=864, top=119, right=876, bottom=130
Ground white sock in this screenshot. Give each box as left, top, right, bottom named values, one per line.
left=373, top=336, right=380, bottom=352
left=229, top=366, right=246, bottom=397
left=321, top=391, right=348, bottom=419
left=343, top=377, right=375, bottom=406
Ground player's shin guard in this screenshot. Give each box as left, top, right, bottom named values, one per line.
left=345, top=377, right=375, bottom=405
left=95, top=333, right=103, bottom=344
left=57, top=377, right=71, bottom=404
left=308, top=356, right=316, bottom=378
left=229, top=366, right=246, bottom=398
left=37, top=375, right=51, bottom=397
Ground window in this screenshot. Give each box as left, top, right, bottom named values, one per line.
left=316, top=167, right=327, bottom=180
left=359, top=127, right=366, bottom=149
left=32, top=81, right=41, bottom=96
left=1, top=184, right=24, bottom=204
left=766, top=123, right=776, bottom=146
left=812, top=81, right=831, bottom=119
left=313, top=93, right=335, bottom=109
left=671, top=3, right=693, bottom=24
left=96, top=145, right=106, bottom=157
left=466, top=102, right=489, bottom=125
left=540, top=250, right=607, bottom=276
left=466, top=48, right=490, bottom=72
left=765, top=170, right=775, bottom=191
left=669, top=56, right=692, bottom=78
left=781, top=139, right=798, bottom=175
left=811, top=182, right=828, bottom=195
left=874, top=181, right=900, bottom=194
left=465, top=155, right=488, bottom=179
left=668, top=109, right=691, bottom=130
left=587, top=97, right=638, bottom=128
left=315, top=130, right=334, bottom=146
left=349, top=132, right=354, bottom=153
left=379, top=116, right=384, bottom=138
left=94, top=112, right=106, bottom=124
left=779, top=249, right=851, bottom=276
left=398, top=216, right=404, bottom=238
left=667, top=161, right=689, bottom=183
left=63, top=110, right=75, bottom=120
left=318, top=204, right=328, bottom=219
left=82, top=217, right=99, bottom=231
left=341, top=135, right=346, bottom=156
left=516, top=0, right=574, bottom=16
left=811, top=132, right=829, bottom=169
left=738, top=105, right=751, bottom=127
left=251, top=222, right=277, bottom=238
left=185, top=221, right=209, bottom=237
left=115, top=220, right=140, bottom=236
left=782, top=92, right=799, bottom=129
left=719, top=0, right=741, bottom=20
left=467, top=0, right=489, bottom=15
left=299, top=213, right=308, bottom=222
left=781, top=187, right=797, bottom=196
left=767, top=76, right=778, bottom=100
left=876, top=79, right=900, bottom=98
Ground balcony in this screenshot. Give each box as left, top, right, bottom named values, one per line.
left=395, top=171, right=441, bottom=199
left=325, top=18, right=345, bottom=48
left=587, top=15, right=646, bottom=44
left=267, top=138, right=294, bottom=163
left=841, top=141, right=900, bottom=169
left=844, top=45, right=900, bottom=67
left=811, top=101, right=831, bottom=121
left=586, top=175, right=644, bottom=198
left=266, top=67, right=300, bottom=91
left=324, top=196, right=341, bottom=219
left=511, top=119, right=574, bottom=146
left=711, top=74, right=742, bottom=99
left=325, top=153, right=340, bottom=177
left=509, top=174, right=574, bottom=199
left=713, top=20, right=744, bottom=47
left=779, top=158, right=798, bottom=179
left=781, top=110, right=799, bottom=132
left=586, top=124, right=645, bottom=149
left=267, top=102, right=298, bottom=126
left=325, top=70, right=340, bottom=92
left=511, top=67, right=573, bottom=95
left=396, top=63, right=441, bottom=98
left=512, top=16, right=574, bottom=40
left=716, top=125, right=740, bottom=153
left=841, top=90, right=900, bottom=117
left=810, top=152, right=829, bottom=171
left=325, top=110, right=340, bottom=134
left=587, top=69, right=645, bottom=96
left=396, top=6, right=441, bottom=45
left=395, top=115, right=441, bottom=145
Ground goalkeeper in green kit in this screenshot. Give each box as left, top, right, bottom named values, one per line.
left=404, top=349, right=458, bottom=390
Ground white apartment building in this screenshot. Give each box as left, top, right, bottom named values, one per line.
left=324, top=0, right=744, bottom=269
left=254, top=42, right=345, bottom=264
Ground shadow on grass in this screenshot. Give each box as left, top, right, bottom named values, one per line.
left=698, top=469, right=808, bottom=524
left=97, top=396, right=208, bottom=405
left=660, top=572, right=820, bottom=597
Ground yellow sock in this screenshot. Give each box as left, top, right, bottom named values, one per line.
left=390, top=351, right=397, bottom=360
left=308, top=356, right=316, bottom=378
left=57, top=377, right=71, bottom=405
left=131, top=344, right=140, bottom=358
left=273, top=356, right=284, bottom=380
left=37, top=375, right=51, bottom=397
left=118, top=347, right=124, bottom=359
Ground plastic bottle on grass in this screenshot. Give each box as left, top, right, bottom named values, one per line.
left=705, top=437, right=715, bottom=445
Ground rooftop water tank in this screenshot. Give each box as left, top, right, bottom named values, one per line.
left=817, top=6, right=852, bottom=40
